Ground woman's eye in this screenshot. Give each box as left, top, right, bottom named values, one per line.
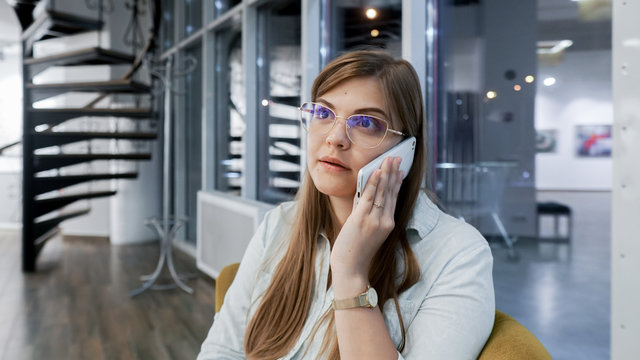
left=353, top=116, right=378, bottom=129
left=315, top=107, right=332, bottom=119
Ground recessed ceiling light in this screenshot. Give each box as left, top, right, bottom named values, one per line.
left=365, top=8, right=378, bottom=20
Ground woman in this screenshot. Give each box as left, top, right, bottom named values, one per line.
left=198, top=50, right=495, bottom=359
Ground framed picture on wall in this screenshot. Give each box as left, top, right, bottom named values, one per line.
left=536, top=129, right=557, bottom=153
left=576, top=125, right=612, bottom=157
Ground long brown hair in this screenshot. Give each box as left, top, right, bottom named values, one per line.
left=244, top=50, right=426, bottom=360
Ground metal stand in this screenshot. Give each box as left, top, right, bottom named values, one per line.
left=130, top=54, right=197, bottom=297
left=130, top=217, right=194, bottom=297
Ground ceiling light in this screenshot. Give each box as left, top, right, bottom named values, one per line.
left=365, top=8, right=378, bottom=20
left=486, top=91, right=497, bottom=100
left=525, top=75, right=535, bottom=83
left=543, top=77, right=556, bottom=86
left=370, top=29, right=380, bottom=37
left=513, top=85, right=522, bottom=92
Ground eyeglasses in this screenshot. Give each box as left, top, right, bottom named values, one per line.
left=298, top=102, right=406, bottom=149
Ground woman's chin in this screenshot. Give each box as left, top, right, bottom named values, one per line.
left=317, top=188, right=354, bottom=199
left=311, top=178, right=355, bottom=199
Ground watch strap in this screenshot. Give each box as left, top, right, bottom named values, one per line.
left=332, top=286, right=373, bottom=310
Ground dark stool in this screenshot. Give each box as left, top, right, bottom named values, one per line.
left=536, top=202, right=572, bottom=242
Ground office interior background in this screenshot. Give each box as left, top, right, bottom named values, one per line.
left=0, top=0, right=638, bottom=359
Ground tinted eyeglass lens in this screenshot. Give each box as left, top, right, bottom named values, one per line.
left=300, top=103, right=335, bottom=134
left=347, top=115, right=388, bottom=148
left=299, top=103, right=389, bottom=148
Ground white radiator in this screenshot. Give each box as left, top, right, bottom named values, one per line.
left=197, top=190, right=274, bottom=278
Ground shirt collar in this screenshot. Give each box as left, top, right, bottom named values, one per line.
left=315, top=191, right=440, bottom=241
left=406, top=191, right=440, bottom=239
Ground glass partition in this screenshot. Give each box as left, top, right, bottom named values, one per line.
left=256, top=0, right=302, bottom=204
left=434, top=0, right=612, bottom=239
left=433, top=2, right=612, bottom=356
left=434, top=0, right=537, bottom=240
left=214, top=22, right=244, bottom=196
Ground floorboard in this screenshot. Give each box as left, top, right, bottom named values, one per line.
left=0, top=232, right=214, bottom=360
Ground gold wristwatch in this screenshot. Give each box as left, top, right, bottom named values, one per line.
left=332, top=286, right=378, bottom=310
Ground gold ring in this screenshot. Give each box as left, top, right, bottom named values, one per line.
left=374, top=202, right=384, bottom=208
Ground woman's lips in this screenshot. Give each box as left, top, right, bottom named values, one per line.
left=318, top=157, right=349, bottom=172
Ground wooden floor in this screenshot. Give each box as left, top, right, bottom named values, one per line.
left=0, top=230, right=215, bottom=360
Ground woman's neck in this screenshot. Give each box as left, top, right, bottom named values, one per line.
left=328, top=195, right=353, bottom=232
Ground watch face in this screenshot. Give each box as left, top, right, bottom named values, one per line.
left=367, top=287, right=378, bottom=307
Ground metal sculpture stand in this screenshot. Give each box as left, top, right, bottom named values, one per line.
left=130, top=54, right=197, bottom=297
left=129, top=217, right=193, bottom=297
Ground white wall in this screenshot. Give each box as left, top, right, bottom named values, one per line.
left=611, top=0, right=640, bottom=357
left=0, top=0, right=22, bottom=178
left=0, top=173, right=21, bottom=228
left=105, top=2, right=161, bottom=245
left=0, top=2, right=24, bottom=229
left=535, top=50, right=613, bottom=190
left=0, top=46, right=22, bottom=151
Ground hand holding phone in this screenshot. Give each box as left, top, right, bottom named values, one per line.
left=355, top=137, right=416, bottom=206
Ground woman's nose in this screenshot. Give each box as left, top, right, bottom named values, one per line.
left=325, top=117, right=351, bottom=149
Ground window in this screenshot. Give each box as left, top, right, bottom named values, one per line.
left=183, top=0, right=203, bottom=38
left=213, top=21, right=244, bottom=196
left=161, top=0, right=174, bottom=51
left=210, top=0, right=242, bottom=20
left=179, top=44, right=202, bottom=244
left=256, top=0, right=302, bottom=204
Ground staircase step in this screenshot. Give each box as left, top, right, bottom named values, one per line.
left=34, top=153, right=152, bottom=172
left=33, top=172, right=137, bottom=195
left=27, top=79, right=151, bottom=102
left=269, top=154, right=300, bottom=163
left=33, top=208, right=92, bottom=240
left=32, top=131, right=157, bottom=149
left=29, top=107, right=153, bottom=126
left=269, top=96, right=300, bottom=106
left=34, top=190, right=116, bottom=218
left=269, top=137, right=301, bottom=146
left=270, top=171, right=300, bottom=181
left=25, top=47, right=135, bottom=77
left=22, top=10, right=102, bottom=44
left=268, top=116, right=300, bottom=125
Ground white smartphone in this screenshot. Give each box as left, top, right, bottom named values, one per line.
left=355, top=137, right=416, bottom=206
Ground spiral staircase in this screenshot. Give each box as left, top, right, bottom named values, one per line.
left=12, top=1, right=161, bottom=272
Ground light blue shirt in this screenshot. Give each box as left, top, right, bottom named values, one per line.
left=198, top=191, right=495, bottom=359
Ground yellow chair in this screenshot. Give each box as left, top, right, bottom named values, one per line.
left=215, top=262, right=240, bottom=313
left=215, top=263, right=551, bottom=359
